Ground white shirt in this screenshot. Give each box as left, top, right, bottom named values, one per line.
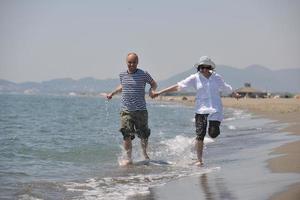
left=177, top=72, right=233, bottom=121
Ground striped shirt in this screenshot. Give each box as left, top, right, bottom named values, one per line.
left=119, top=68, right=154, bottom=111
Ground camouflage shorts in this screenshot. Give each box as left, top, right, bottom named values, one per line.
left=119, top=110, right=151, bottom=140
left=195, top=114, right=221, bottom=141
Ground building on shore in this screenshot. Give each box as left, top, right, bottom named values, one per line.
left=235, top=83, right=268, bottom=98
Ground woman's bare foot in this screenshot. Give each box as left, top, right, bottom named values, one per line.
left=144, top=154, right=150, bottom=160
left=119, top=159, right=133, bottom=166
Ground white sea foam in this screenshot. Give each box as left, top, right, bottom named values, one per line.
left=156, top=135, right=214, bottom=166
left=64, top=133, right=219, bottom=200
left=161, top=135, right=214, bottom=152
left=227, top=125, right=237, bottom=130
left=204, top=137, right=215, bottom=144
left=18, top=194, right=44, bottom=200
left=64, top=167, right=220, bottom=200
left=153, top=103, right=185, bottom=108
left=161, top=135, right=193, bottom=154
left=223, top=117, right=236, bottom=122
left=232, top=109, right=252, bottom=119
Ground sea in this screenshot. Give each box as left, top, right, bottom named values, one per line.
left=0, top=94, right=299, bottom=200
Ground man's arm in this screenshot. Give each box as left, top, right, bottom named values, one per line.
left=149, top=80, right=158, bottom=98
left=107, top=84, right=122, bottom=99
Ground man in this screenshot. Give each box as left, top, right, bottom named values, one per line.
left=107, top=52, right=157, bottom=166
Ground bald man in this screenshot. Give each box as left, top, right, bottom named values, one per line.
left=107, top=53, right=157, bottom=165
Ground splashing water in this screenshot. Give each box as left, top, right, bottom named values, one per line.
left=104, top=98, right=110, bottom=122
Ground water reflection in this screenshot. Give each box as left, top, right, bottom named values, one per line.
left=200, top=173, right=214, bottom=200
left=199, top=173, right=236, bottom=200
left=128, top=171, right=237, bottom=200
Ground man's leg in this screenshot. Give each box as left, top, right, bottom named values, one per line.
left=119, top=111, right=134, bottom=165
left=123, top=137, right=133, bottom=165
left=135, top=110, right=151, bottom=160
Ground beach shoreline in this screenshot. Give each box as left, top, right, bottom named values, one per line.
left=154, top=96, right=300, bottom=200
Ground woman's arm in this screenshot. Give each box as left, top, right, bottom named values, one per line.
left=152, top=84, right=179, bottom=98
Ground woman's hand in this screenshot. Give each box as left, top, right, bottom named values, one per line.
left=232, top=92, right=241, bottom=99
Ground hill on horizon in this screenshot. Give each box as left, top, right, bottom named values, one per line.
left=158, top=65, right=300, bottom=93
left=0, top=65, right=299, bottom=94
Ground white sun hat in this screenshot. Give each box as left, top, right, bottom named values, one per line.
left=194, top=56, right=216, bottom=69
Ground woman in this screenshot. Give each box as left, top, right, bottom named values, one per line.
left=153, top=56, right=240, bottom=166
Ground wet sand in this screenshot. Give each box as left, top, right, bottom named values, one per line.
left=222, top=98, right=300, bottom=200
left=155, top=96, right=300, bottom=200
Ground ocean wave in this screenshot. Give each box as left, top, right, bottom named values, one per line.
left=64, top=167, right=220, bottom=200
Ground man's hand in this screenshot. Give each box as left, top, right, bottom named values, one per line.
left=149, top=89, right=155, bottom=98
left=150, top=90, right=161, bottom=99
left=106, top=93, right=113, bottom=100
left=149, top=89, right=160, bottom=99
left=100, top=92, right=113, bottom=100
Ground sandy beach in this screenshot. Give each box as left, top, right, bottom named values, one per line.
left=223, top=98, right=300, bottom=200
left=156, top=96, right=300, bottom=200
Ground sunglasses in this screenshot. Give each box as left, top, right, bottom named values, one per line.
left=199, top=65, right=212, bottom=70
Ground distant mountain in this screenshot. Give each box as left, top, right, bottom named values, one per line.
left=0, top=65, right=299, bottom=95
left=158, top=65, right=300, bottom=93
left=0, top=77, right=119, bottom=95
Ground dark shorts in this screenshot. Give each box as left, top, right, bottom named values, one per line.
left=195, top=114, right=221, bottom=141
left=119, top=110, right=151, bottom=140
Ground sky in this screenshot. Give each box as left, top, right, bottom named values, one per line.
left=0, top=0, right=300, bottom=83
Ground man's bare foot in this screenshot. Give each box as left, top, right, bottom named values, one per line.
left=119, top=159, right=133, bottom=166
left=191, top=160, right=204, bottom=167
